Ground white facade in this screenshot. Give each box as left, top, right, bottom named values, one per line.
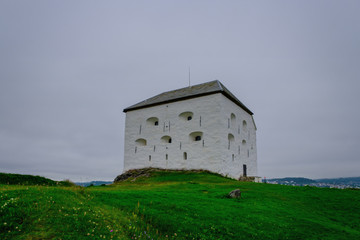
left=123, top=83, right=258, bottom=180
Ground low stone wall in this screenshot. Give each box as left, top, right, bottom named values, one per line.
left=238, top=176, right=262, bottom=182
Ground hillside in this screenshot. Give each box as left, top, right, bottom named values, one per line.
left=316, top=177, right=360, bottom=186
left=0, top=172, right=73, bottom=186
left=265, top=176, right=360, bottom=188
left=265, top=177, right=317, bottom=185
left=1, top=170, right=360, bottom=239
left=75, top=181, right=112, bottom=187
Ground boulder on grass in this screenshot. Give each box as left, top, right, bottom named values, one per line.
left=228, top=189, right=241, bottom=199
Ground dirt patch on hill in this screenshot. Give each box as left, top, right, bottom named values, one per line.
left=113, top=168, right=214, bottom=183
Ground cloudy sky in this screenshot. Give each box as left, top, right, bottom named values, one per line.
left=1, top=1, right=359, bottom=181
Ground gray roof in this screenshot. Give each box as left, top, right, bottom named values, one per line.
left=123, top=80, right=253, bottom=115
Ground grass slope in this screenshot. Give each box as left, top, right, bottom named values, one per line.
left=0, top=172, right=73, bottom=186
left=1, top=171, right=360, bottom=239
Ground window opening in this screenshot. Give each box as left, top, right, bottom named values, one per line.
left=166, top=154, right=168, bottom=160
left=180, top=142, right=182, bottom=150
left=147, top=117, right=159, bottom=126
left=247, top=149, right=250, bottom=158
left=238, top=146, right=240, bottom=155
left=228, top=134, right=235, bottom=150
left=202, top=140, right=204, bottom=147
left=149, top=155, right=151, bottom=161
left=243, top=164, right=247, bottom=177
left=135, top=138, right=147, bottom=146
left=232, top=154, right=235, bottom=161
left=199, top=116, right=202, bottom=126
left=179, top=112, right=193, bottom=121
left=242, top=120, right=247, bottom=131
left=153, top=145, right=156, bottom=152
left=189, top=131, right=203, bottom=142
left=139, top=125, right=142, bottom=134
left=183, top=152, right=187, bottom=160
left=135, top=146, right=137, bottom=153
left=161, top=135, right=172, bottom=144
left=230, top=113, right=236, bottom=127
left=228, top=119, right=230, bottom=128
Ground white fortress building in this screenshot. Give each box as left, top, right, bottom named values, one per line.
left=123, top=80, right=258, bottom=180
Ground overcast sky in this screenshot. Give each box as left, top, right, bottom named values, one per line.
left=1, top=1, right=359, bottom=181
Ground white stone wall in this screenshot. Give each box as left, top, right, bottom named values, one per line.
left=123, top=93, right=257, bottom=179
left=217, top=95, right=258, bottom=178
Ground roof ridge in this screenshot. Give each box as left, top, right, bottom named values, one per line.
left=123, top=80, right=253, bottom=115
left=216, top=80, right=224, bottom=91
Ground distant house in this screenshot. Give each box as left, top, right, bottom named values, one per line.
left=123, top=80, right=258, bottom=181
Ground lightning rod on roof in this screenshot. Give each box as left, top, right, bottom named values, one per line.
left=188, top=66, right=191, bottom=87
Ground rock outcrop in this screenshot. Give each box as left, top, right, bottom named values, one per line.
left=228, top=189, right=241, bottom=199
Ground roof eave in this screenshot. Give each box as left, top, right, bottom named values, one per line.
left=123, top=91, right=222, bottom=113
left=221, top=91, right=253, bottom=115
left=124, top=91, right=253, bottom=115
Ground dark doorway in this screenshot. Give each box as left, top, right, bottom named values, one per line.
left=243, top=164, right=247, bottom=177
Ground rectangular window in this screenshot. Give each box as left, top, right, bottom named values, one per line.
left=139, top=125, right=142, bottom=134
left=166, top=154, right=168, bottom=160
left=183, top=152, right=187, bottom=160
left=149, top=155, right=151, bottom=161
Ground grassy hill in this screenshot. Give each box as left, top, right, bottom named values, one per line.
left=1, top=171, right=360, bottom=239
left=0, top=172, right=74, bottom=186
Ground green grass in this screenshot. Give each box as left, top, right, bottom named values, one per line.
left=0, top=172, right=73, bottom=186
left=1, top=171, right=360, bottom=239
